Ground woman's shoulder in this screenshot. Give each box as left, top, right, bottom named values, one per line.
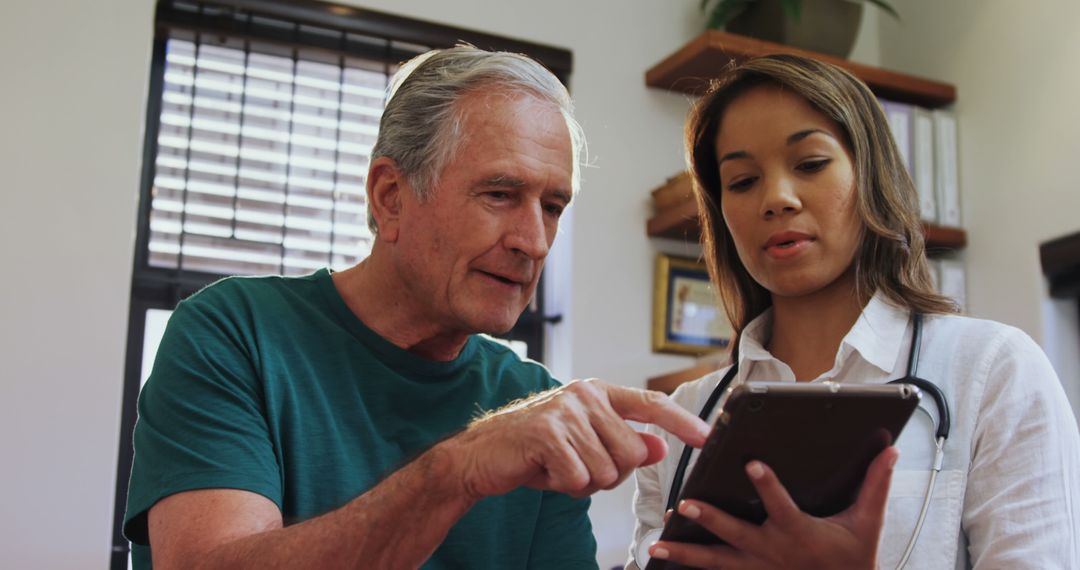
left=925, top=312, right=1054, bottom=385
left=925, top=312, right=1037, bottom=350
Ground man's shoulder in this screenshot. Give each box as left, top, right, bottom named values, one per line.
left=175, top=272, right=329, bottom=324
left=187, top=271, right=322, bottom=306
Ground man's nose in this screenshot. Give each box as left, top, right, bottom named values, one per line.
left=506, top=203, right=551, bottom=259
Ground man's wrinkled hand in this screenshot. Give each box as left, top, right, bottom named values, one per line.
left=445, top=379, right=711, bottom=499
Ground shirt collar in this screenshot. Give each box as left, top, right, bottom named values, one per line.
left=734, top=291, right=911, bottom=379
left=737, top=307, right=774, bottom=365
left=847, top=292, right=911, bottom=373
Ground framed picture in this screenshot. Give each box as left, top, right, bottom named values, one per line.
left=652, top=254, right=733, bottom=355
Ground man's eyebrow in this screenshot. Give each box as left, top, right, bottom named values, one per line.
left=478, top=176, right=573, bottom=204
left=551, top=189, right=573, bottom=205
left=480, top=175, right=527, bottom=188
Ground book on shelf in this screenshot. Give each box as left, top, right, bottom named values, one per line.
left=912, top=106, right=938, bottom=223
left=933, top=109, right=961, bottom=227
left=651, top=171, right=694, bottom=211
left=880, top=99, right=914, bottom=175
left=880, top=97, right=964, bottom=229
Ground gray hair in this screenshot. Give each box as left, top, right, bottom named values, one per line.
left=367, top=44, right=586, bottom=234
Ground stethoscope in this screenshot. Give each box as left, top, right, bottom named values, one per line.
left=635, top=313, right=952, bottom=570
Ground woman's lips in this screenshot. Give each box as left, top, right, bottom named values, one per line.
left=763, top=232, right=815, bottom=260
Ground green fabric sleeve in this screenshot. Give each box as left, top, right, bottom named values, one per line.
left=123, top=292, right=282, bottom=545
left=527, top=492, right=599, bottom=569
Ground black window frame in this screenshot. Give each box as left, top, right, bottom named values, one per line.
left=111, top=2, right=571, bottom=567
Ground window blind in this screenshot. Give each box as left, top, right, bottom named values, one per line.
left=149, top=31, right=403, bottom=275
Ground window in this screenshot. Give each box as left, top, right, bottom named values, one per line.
left=112, top=2, right=572, bottom=567
left=149, top=36, right=381, bottom=275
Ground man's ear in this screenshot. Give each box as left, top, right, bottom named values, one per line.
left=366, top=156, right=407, bottom=243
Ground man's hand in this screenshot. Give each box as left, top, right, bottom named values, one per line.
left=648, top=446, right=899, bottom=569
left=443, top=378, right=711, bottom=499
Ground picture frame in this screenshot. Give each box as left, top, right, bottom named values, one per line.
left=652, top=254, right=733, bottom=355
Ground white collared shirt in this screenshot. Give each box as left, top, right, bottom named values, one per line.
left=628, top=293, right=1080, bottom=569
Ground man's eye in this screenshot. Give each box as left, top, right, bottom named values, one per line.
left=797, top=159, right=830, bottom=173
left=486, top=191, right=511, bottom=200
left=544, top=203, right=565, bottom=217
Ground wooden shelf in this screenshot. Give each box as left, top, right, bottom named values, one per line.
left=922, top=223, right=967, bottom=251
left=646, top=195, right=967, bottom=252
left=646, top=195, right=701, bottom=242
left=646, top=30, right=956, bottom=108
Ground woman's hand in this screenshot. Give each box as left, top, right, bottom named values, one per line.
left=649, top=446, right=899, bottom=569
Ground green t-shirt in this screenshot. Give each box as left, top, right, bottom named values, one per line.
left=124, top=269, right=597, bottom=569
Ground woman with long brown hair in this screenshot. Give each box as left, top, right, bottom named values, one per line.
left=629, top=54, right=1080, bottom=569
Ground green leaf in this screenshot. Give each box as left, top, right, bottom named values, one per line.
left=707, top=0, right=756, bottom=30
left=863, top=0, right=901, bottom=20
left=779, top=0, right=801, bottom=22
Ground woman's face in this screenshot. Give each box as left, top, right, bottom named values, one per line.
left=716, top=84, right=863, bottom=301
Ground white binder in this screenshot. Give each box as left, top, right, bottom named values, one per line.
left=880, top=99, right=913, bottom=176
left=933, top=109, right=961, bottom=227
left=912, top=107, right=937, bottom=223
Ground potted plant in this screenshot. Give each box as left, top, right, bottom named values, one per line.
left=701, top=0, right=900, bottom=58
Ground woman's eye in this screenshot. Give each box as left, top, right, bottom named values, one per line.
left=797, top=159, right=830, bottom=173
left=727, top=177, right=756, bottom=192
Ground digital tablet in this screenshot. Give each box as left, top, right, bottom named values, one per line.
left=644, top=381, right=921, bottom=570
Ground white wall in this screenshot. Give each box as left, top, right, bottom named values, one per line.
left=0, top=1, right=154, bottom=568
left=878, top=0, right=1080, bottom=421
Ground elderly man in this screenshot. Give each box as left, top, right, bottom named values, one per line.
left=123, top=46, right=708, bottom=569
